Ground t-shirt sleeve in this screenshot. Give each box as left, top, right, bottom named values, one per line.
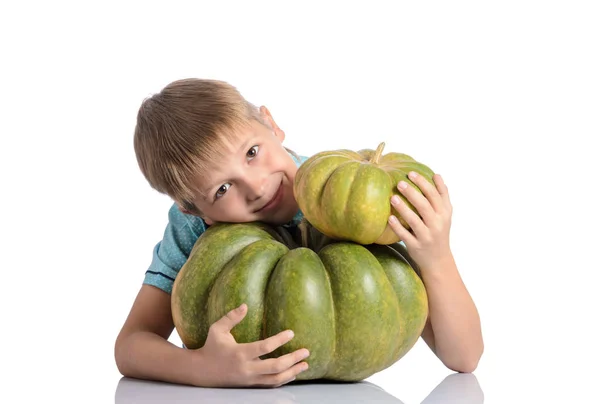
left=296, top=154, right=309, bottom=166
left=143, top=204, right=206, bottom=294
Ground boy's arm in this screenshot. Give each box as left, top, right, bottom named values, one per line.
left=387, top=172, right=483, bottom=373
left=114, top=285, right=198, bottom=385
left=115, top=205, right=310, bottom=386
left=418, top=255, right=483, bottom=373
left=115, top=285, right=310, bottom=387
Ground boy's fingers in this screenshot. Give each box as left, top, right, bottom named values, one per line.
left=434, top=174, right=452, bottom=210
left=211, top=303, right=247, bottom=334
left=243, top=329, right=295, bottom=358
left=257, top=361, right=309, bottom=387
left=387, top=214, right=416, bottom=246
left=396, top=179, right=434, bottom=225
left=255, top=348, right=310, bottom=375
left=408, top=171, right=443, bottom=213
left=390, top=193, right=426, bottom=240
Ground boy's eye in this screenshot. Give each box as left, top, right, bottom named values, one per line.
left=215, top=183, right=231, bottom=199
left=246, top=145, right=259, bottom=159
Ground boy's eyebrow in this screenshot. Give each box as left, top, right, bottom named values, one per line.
left=200, top=136, right=255, bottom=200
left=236, top=136, right=255, bottom=154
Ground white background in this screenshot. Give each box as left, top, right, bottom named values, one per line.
left=1, top=1, right=599, bottom=403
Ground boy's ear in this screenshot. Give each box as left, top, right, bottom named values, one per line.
left=259, top=105, right=285, bottom=142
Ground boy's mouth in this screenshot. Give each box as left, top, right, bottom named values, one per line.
left=255, top=180, right=284, bottom=213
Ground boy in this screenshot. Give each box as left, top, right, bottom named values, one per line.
left=115, top=78, right=483, bottom=388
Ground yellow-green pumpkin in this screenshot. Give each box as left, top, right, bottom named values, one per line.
left=172, top=220, right=428, bottom=381
left=293, top=142, right=436, bottom=245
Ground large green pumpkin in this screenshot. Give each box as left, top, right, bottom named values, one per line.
left=293, top=142, right=436, bottom=245
left=172, top=220, right=428, bottom=381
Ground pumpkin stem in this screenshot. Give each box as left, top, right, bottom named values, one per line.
left=370, top=142, right=386, bottom=164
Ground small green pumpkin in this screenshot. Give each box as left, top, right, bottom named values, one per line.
left=294, top=142, right=436, bottom=245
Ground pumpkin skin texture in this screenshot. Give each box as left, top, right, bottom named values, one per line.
left=293, top=142, right=436, bottom=245
left=171, top=221, right=428, bottom=382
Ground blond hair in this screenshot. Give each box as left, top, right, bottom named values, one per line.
left=133, top=78, right=272, bottom=214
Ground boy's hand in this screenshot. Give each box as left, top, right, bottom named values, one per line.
left=388, top=171, right=453, bottom=272
left=194, top=303, right=310, bottom=387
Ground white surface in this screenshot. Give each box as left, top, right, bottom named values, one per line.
left=1, top=1, right=598, bottom=403
left=115, top=373, right=484, bottom=404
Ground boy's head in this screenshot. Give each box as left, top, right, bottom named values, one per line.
left=134, top=78, right=300, bottom=226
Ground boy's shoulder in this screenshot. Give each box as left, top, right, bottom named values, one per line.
left=291, top=152, right=309, bottom=166
left=168, top=203, right=207, bottom=234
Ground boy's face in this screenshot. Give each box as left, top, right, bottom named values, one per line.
left=184, top=107, right=300, bottom=226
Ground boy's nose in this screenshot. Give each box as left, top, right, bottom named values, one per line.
left=245, top=173, right=268, bottom=201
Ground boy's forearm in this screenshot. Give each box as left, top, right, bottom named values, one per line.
left=420, top=255, right=483, bottom=372
left=115, top=331, right=200, bottom=386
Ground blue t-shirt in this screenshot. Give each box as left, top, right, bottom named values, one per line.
left=143, top=153, right=308, bottom=294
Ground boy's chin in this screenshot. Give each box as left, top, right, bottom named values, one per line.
left=260, top=208, right=297, bottom=226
